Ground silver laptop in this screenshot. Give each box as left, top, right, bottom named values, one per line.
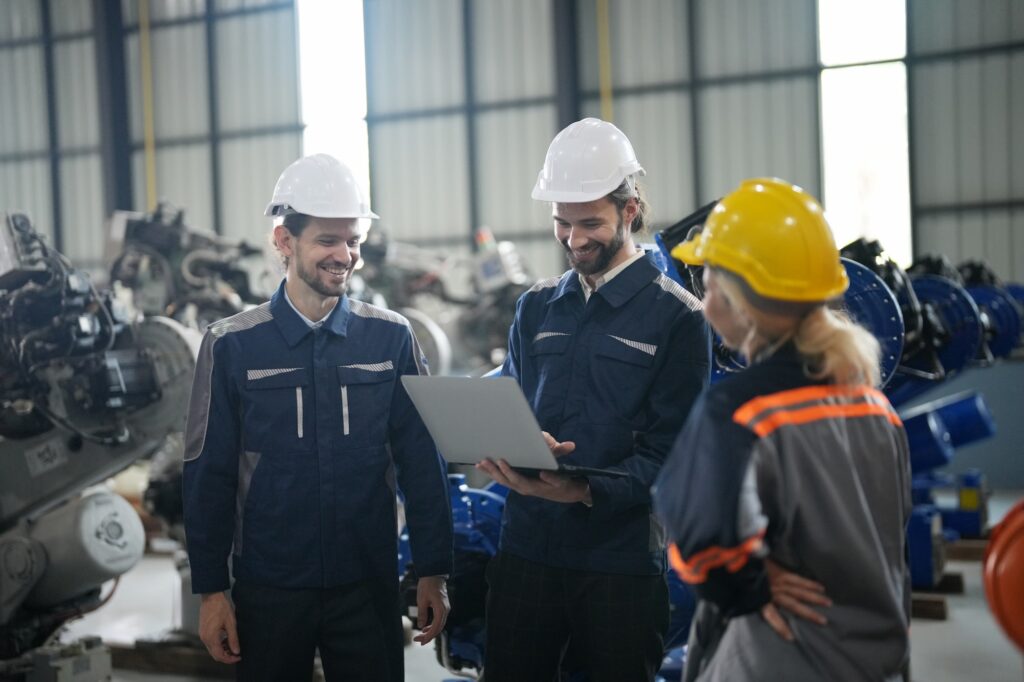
left=401, top=375, right=629, bottom=479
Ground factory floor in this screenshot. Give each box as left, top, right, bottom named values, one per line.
left=61, top=492, right=1024, bottom=682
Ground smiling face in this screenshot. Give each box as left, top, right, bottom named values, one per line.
left=552, top=196, right=637, bottom=280
left=275, top=217, right=366, bottom=300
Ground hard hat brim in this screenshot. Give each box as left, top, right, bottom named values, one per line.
left=264, top=202, right=380, bottom=220
left=670, top=239, right=703, bottom=266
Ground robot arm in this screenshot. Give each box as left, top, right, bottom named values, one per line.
left=0, top=213, right=198, bottom=663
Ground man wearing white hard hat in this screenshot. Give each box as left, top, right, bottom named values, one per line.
left=182, top=154, right=453, bottom=681
left=477, top=119, right=711, bottom=681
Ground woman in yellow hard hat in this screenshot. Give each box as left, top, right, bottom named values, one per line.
left=653, top=178, right=911, bottom=681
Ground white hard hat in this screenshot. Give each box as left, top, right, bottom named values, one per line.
left=531, top=117, right=645, bottom=203
left=264, top=153, right=379, bottom=219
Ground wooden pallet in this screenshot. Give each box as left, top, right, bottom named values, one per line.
left=110, top=640, right=234, bottom=679
left=910, top=593, right=948, bottom=621
left=111, top=638, right=327, bottom=681
left=911, top=571, right=965, bottom=620
left=946, top=534, right=989, bottom=562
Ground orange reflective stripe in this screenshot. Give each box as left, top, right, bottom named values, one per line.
left=748, top=402, right=902, bottom=437
left=668, top=530, right=765, bottom=584
left=733, top=384, right=890, bottom=426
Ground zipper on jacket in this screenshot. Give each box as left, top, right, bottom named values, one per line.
left=341, top=386, right=350, bottom=435
left=296, top=387, right=303, bottom=438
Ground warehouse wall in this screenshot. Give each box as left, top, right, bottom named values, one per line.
left=0, top=0, right=302, bottom=280
left=909, top=0, right=1024, bottom=282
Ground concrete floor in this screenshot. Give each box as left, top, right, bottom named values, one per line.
left=59, top=492, right=1024, bottom=682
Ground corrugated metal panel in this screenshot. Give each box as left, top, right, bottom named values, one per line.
left=51, top=0, right=93, bottom=35
left=916, top=211, right=1024, bottom=282
left=1013, top=53, right=1024, bottom=201
left=365, top=0, right=464, bottom=114
left=55, top=38, right=100, bottom=148
left=910, top=0, right=1024, bottom=53
left=215, top=0, right=287, bottom=11
left=59, top=155, right=105, bottom=266
left=514, top=238, right=568, bottom=281
left=132, top=144, right=215, bottom=233
left=474, top=0, right=554, bottom=102
left=219, top=132, right=302, bottom=242
left=578, top=0, right=690, bottom=91
left=476, top=105, right=557, bottom=234
left=582, top=92, right=697, bottom=227
left=912, top=55, right=1023, bottom=206
left=0, top=0, right=41, bottom=41
left=217, top=8, right=299, bottom=131
left=126, top=25, right=209, bottom=142
left=697, top=0, right=817, bottom=78
left=122, top=0, right=207, bottom=25
left=0, top=160, right=52, bottom=241
left=698, top=77, right=819, bottom=201
left=370, top=116, right=470, bottom=241
left=0, top=46, right=48, bottom=153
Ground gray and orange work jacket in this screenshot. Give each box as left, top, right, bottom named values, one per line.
left=654, top=343, right=911, bottom=681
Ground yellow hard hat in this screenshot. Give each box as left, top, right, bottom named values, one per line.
left=671, top=178, right=848, bottom=302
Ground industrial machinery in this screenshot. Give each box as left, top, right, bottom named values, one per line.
left=356, top=228, right=532, bottom=376
left=0, top=214, right=198, bottom=680
left=840, top=241, right=1024, bottom=589
left=108, top=203, right=266, bottom=332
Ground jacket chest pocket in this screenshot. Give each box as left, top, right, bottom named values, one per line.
left=525, top=332, right=573, bottom=416
left=590, top=335, right=656, bottom=417
left=244, top=368, right=309, bottom=451
left=337, top=363, right=395, bottom=445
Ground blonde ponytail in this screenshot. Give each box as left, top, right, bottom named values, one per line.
left=794, top=307, right=881, bottom=386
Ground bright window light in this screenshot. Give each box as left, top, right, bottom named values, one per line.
left=296, top=0, right=371, bottom=195
left=821, top=63, right=912, bottom=267
left=818, top=0, right=906, bottom=66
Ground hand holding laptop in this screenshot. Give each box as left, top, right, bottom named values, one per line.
left=400, top=375, right=630, bottom=481
left=476, top=431, right=593, bottom=505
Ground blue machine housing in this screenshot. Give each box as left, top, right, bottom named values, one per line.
left=899, top=391, right=997, bottom=587
left=841, top=258, right=904, bottom=388
left=885, top=275, right=984, bottom=408
left=967, top=285, right=1023, bottom=359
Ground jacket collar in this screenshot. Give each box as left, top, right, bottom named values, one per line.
left=547, top=255, right=659, bottom=309
left=270, top=279, right=350, bottom=347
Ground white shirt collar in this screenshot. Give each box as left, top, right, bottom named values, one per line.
left=283, top=286, right=333, bottom=329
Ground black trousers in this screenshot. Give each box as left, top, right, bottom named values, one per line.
left=231, top=578, right=403, bottom=682
left=484, top=551, right=669, bottom=682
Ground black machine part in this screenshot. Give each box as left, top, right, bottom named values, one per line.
left=659, top=199, right=719, bottom=300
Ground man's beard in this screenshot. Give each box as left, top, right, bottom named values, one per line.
left=295, top=253, right=353, bottom=297
left=563, top=218, right=627, bottom=276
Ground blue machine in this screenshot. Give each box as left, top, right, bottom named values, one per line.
left=899, top=391, right=997, bottom=587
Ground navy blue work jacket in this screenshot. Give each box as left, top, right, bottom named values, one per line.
left=182, top=281, right=453, bottom=593
left=500, top=256, right=710, bottom=575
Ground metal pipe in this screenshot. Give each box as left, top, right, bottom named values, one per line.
left=139, top=0, right=158, bottom=210
left=596, top=0, right=614, bottom=121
